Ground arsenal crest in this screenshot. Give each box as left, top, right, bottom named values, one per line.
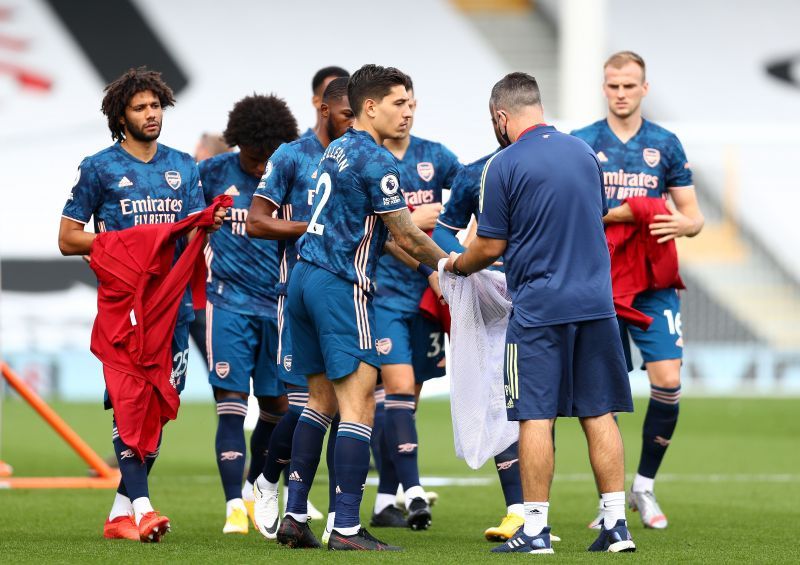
left=165, top=170, right=182, bottom=189
left=643, top=148, right=661, bottom=167
left=283, top=355, right=293, bottom=372
left=417, top=162, right=434, bottom=182
left=376, top=338, right=393, bottom=355
left=215, top=361, right=230, bottom=378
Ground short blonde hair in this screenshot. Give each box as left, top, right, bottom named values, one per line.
left=604, top=51, right=646, bottom=81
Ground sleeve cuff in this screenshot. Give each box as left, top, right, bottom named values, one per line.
left=61, top=214, right=88, bottom=225
left=476, top=226, right=507, bottom=239
left=254, top=193, right=281, bottom=208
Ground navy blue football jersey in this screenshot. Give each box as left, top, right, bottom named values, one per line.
left=438, top=149, right=500, bottom=232
left=255, top=134, right=325, bottom=296
left=570, top=119, right=693, bottom=208
left=296, top=128, right=406, bottom=291
left=374, top=135, right=462, bottom=312
left=62, top=142, right=204, bottom=322
left=199, top=152, right=279, bottom=317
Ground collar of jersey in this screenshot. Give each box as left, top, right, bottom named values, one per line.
left=518, top=124, right=554, bottom=140
left=114, top=141, right=163, bottom=164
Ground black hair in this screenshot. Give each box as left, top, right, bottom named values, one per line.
left=223, top=94, right=298, bottom=153
left=101, top=66, right=175, bottom=141
left=311, top=66, right=349, bottom=95
left=490, top=72, right=542, bottom=113
left=404, top=74, right=414, bottom=93
left=322, top=76, right=350, bottom=103
left=347, top=64, right=409, bottom=117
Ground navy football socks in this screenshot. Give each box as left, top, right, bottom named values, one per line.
left=333, top=422, right=373, bottom=530
left=215, top=398, right=248, bottom=501
left=246, top=408, right=282, bottom=484
left=285, top=407, right=332, bottom=517
left=113, top=421, right=153, bottom=501
left=494, top=441, right=523, bottom=508
left=327, top=415, right=339, bottom=514
left=638, top=385, right=681, bottom=479
left=384, top=394, right=421, bottom=490
left=262, top=409, right=301, bottom=484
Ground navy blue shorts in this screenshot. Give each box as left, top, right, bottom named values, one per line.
left=288, top=262, right=379, bottom=381
left=276, top=294, right=309, bottom=388
left=206, top=302, right=285, bottom=398
left=375, top=306, right=446, bottom=383
left=504, top=315, right=633, bottom=420
left=619, top=289, right=683, bottom=367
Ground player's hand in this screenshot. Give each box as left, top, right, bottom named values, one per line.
left=649, top=201, right=694, bottom=243
left=207, top=206, right=227, bottom=233
left=410, top=203, right=443, bottom=231
left=427, top=270, right=445, bottom=304
left=443, top=251, right=460, bottom=275
left=81, top=255, right=91, bottom=264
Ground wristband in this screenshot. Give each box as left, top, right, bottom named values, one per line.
left=416, top=263, right=434, bottom=277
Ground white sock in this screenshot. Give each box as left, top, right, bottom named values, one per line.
left=523, top=501, right=549, bottom=536
left=242, top=480, right=254, bottom=501
left=374, top=493, right=396, bottom=514
left=404, top=485, right=426, bottom=509
left=226, top=497, right=245, bottom=517
left=285, top=511, right=307, bottom=523
left=600, top=491, right=626, bottom=529
left=132, top=497, right=154, bottom=525
left=256, top=473, right=279, bottom=493
left=283, top=486, right=289, bottom=513
left=508, top=503, right=524, bottom=517
left=335, top=524, right=361, bottom=536
left=632, top=473, right=655, bottom=493
left=108, top=493, right=132, bottom=521
left=325, top=512, right=335, bottom=532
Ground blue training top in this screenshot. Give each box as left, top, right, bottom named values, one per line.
left=477, top=125, right=615, bottom=327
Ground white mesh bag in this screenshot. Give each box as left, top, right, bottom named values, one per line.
left=438, top=260, right=519, bottom=469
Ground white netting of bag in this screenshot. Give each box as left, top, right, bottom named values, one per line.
left=438, top=259, right=519, bottom=469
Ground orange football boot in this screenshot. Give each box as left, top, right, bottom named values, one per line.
left=138, top=511, right=171, bottom=543
left=103, top=515, right=140, bottom=541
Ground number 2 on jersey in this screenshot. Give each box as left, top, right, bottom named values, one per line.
left=307, top=172, right=332, bottom=235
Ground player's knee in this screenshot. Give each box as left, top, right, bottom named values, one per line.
left=213, top=388, right=247, bottom=403
left=257, top=395, right=288, bottom=413
left=646, top=360, right=682, bottom=389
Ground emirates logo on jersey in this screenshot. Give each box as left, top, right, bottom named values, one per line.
left=215, top=361, right=230, bottom=378
left=643, top=148, right=661, bottom=167
left=165, top=170, right=182, bottom=190
left=417, top=162, right=434, bottom=182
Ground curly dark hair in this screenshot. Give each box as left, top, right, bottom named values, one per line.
left=101, top=67, right=175, bottom=141
left=223, top=94, right=298, bottom=153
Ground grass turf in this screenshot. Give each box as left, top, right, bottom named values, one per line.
left=1, top=397, right=799, bottom=563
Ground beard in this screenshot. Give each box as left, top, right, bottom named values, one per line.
left=126, top=120, right=161, bottom=142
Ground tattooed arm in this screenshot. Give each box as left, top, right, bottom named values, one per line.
left=381, top=208, right=447, bottom=269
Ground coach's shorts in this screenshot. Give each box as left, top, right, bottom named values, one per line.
left=276, top=294, right=309, bottom=388
left=104, top=322, right=191, bottom=410
left=288, top=262, right=379, bottom=381
left=619, top=289, right=683, bottom=367
left=206, top=303, right=284, bottom=398
left=504, top=315, right=633, bottom=420
left=375, top=306, right=446, bottom=383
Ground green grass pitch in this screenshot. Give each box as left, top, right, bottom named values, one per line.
left=1, top=397, right=798, bottom=563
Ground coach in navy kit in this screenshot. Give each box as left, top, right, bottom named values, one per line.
left=445, top=73, right=636, bottom=555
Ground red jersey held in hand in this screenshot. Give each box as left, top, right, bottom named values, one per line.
left=89, top=195, right=231, bottom=460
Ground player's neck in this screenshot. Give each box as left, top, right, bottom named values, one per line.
left=607, top=112, right=643, bottom=144
left=120, top=137, right=158, bottom=162
left=384, top=135, right=410, bottom=160
left=353, top=119, right=384, bottom=146
left=314, top=124, right=331, bottom=148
